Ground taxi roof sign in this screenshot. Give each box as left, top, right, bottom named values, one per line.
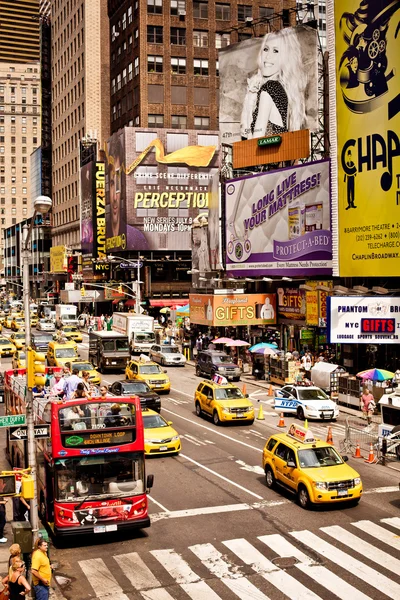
left=287, top=424, right=316, bottom=444
left=212, top=374, right=228, bottom=385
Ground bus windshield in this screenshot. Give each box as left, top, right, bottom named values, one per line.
left=59, top=401, right=136, bottom=431
left=55, top=453, right=144, bottom=501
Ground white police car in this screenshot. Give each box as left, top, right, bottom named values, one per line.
left=274, top=385, right=339, bottom=421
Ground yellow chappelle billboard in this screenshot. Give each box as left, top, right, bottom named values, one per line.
left=335, top=0, right=400, bottom=276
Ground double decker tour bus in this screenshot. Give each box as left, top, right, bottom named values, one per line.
left=4, top=368, right=154, bottom=538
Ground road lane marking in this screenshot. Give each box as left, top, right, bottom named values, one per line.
left=190, top=542, right=271, bottom=600
left=351, top=520, right=400, bottom=550
left=182, top=433, right=214, bottom=446
left=235, top=460, right=264, bottom=475
left=362, top=485, right=399, bottom=494
left=259, top=534, right=371, bottom=600
left=79, top=558, right=130, bottom=600
left=381, top=517, right=400, bottom=529
left=148, top=496, right=170, bottom=512
left=321, top=525, right=400, bottom=576
left=116, top=552, right=161, bottom=590
left=151, top=549, right=222, bottom=599
left=290, top=530, right=400, bottom=600
left=221, top=539, right=321, bottom=600
left=179, top=453, right=264, bottom=500
left=166, top=397, right=188, bottom=405
left=162, top=409, right=262, bottom=453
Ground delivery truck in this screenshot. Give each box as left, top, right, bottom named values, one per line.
left=55, top=304, right=79, bottom=328
left=112, top=312, right=155, bottom=354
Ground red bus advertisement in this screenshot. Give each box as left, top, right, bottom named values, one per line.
left=4, top=369, right=154, bottom=538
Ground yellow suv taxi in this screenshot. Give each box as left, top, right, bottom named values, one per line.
left=194, top=380, right=254, bottom=425
left=62, top=326, right=83, bottom=343
left=262, top=424, right=362, bottom=509
left=125, top=359, right=170, bottom=394
left=47, top=340, right=79, bottom=367
left=0, top=336, right=16, bottom=356
left=10, top=332, right=26, bottom=350
left=10, top=317, right=25, bottom=331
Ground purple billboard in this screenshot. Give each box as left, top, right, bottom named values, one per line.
left=225, top=159, right=332, bottom=276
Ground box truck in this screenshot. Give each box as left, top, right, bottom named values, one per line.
left=55, top=304, right=79, bottom=328
left=112, top=312, right=155, bottom=354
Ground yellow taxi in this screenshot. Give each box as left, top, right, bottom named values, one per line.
left=0, top=336, right=16, bottom=356
left=262, top=424, right=362, bottom=509
left=142, top=409, right=181, bottom=456
left=47, top=340, right=79, bottom=367
left=3, top=315, right=14, bottom=329
left=12, top=350, right=26, bottom=369
left=69, top=361, right=101, bottom=385
left=125, top=359, right=171, bottom=394
left=194, top=379, right=254, bottom=425
left=30, top=314, right=39, bottom=327
left=9, top=332, right=26, bottom=350
left=0, top=322, right=2, bottom=334
left=62, top=326, right=83, bottom=343
left=10, top=317, right=25, bottom=331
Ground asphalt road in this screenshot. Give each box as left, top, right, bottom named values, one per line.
left=3, top=330, right=400, bottom=600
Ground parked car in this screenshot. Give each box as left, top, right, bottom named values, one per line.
left=195, top=350, right=242, bottom=381
left=110, top=380, right=161, bottom=413
left=149, top=344, right=186, bottom=366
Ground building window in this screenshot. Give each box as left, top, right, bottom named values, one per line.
left=193, top=30, right=208, bottom=47
left=148, top=84, right=164, bottom=103
left=148, top=56, right=163, bottom=73
left=147, top=0, right=162, bottom=14
left=122, top=12, right=127, bottom=29
left=147, top=26, right=163, bottom=44
left=194, top=59, right=209, bottom=76
left=238, top=32, right=251, bottom=41
left=260, top=6, right=274, bottom=19
left=193, top=1, right=208, bottom=18
left=238, top=4, right=252, bottom=21
left=170, top=0, right=185, bottom=16
left=171, top=57, right=186, bottom=74
left=134, top=57, right=139, bottom=76
left=128, top=63, right=133, bottom=80
left=215, top=32, right=231, bottom=48
left=171, top=28, right=186, bottom=45
left=216, top=3, right=230, bottom=20
left=128, top=6, right=133, bottom=23
left=148, top=114, right=164, bottom=127
left=171, top=115, right=187, bottom=129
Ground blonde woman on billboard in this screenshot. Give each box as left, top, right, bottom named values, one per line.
left=240, top=29, right=306, bottom=140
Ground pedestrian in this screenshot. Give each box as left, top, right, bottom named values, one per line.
left=0, top=495, right=8, bottom=543
left=31, top=538, right=52, bottom=600
left=99, top=385, right=109, bottom=398
left=45, top=368, right=54, bottom=388
left=50, top=372, right=65, bottom=399
left=8, top=544, right=21, bottom=572
left=301, top=352, right=312, bottom=380
left=393, top=369, right=400, bottom=388
left=2, top=559, right=30, bottom=599
left=360, top=387, right=376, bottom=426
left=63, top=367, right=82, bottom=400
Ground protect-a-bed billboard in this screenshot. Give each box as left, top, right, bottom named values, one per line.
left=225, top=159, right=332, bottom=276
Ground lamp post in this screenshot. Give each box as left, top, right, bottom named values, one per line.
left=23, top=195, right=52, bottom=543
left=107, top=255, right=143, bottom=314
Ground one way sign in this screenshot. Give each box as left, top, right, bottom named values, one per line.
left=9, top=425, right=50, bottom=441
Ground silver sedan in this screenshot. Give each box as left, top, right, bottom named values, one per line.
left=36, top=318, right=55, bottom=332
left=149, top=344, right=186, bottom=366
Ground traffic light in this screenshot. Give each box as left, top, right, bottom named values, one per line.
left=0, top=474, right=16, bottom=496
left=81, top=286, right=86, bottom=296
left=27, top=347, right=46, bottom=391
left=21, top=474, right=34, bottom=500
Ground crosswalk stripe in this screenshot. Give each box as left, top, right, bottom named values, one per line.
left=116, top=552, right=161, bottom=590
left=259, top=533, right=371, bottom=600
left=290, top=530, right=400, bottom=600
left=381, top=517, right=400, bottom=529
left=222, top=538, right=321, bottom=600
left=79, top=558, right=130, bottom=600
left=141, top=589, right=175, bottom=600
left=321, top=525, right=400, bottom=575
left=150, top=548, right=222, bottom=599
left=190, top=542, right=270, bottom=600
left=352, top=520, right=400, bottom=551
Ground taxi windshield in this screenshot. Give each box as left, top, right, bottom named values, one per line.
left=18, top=353, right=26, bottom=360
left=215, top=387, right=244, bottom=399
left=139, top=365, right=161, bottom=374
left=55, top=348, right=77, bottom=358
left=71, top=363, right=93, bottom=371
left=0, top=339, right=10, bottom=345
left=298, top=446, right=343, bottom=468
left=297, top=389, right=329, bottom=401
left=15, top=334, right=25, bottom=339
left=143, top=414, right=167, bottom=429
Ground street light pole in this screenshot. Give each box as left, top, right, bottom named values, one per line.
left=107, top=255, right=143, bottom=314
left=22, top=196, right=52, bottom=544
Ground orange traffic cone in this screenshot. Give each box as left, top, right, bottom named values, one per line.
left=352, top=442, right=363, bottom=459
left=326, top=426, right=333, bottom=445
left=365, top=443, right=377, bottom=464
left=277, top=413, right=285, bottom=428
left=268, top=384, right=274, bottom=396
left=242, top=383, right=247, bottom=395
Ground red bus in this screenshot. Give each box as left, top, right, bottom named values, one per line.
left=4, top=368, right=154, bottom=538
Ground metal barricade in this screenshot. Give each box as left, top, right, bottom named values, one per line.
left=340, top=416, right=379, bottom=455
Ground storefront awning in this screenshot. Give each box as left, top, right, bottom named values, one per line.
left=150, top=298, right=188, bottom=309
left=112, top=299, right=121, bottom=305
left=125, top=299, right=136, bottom=307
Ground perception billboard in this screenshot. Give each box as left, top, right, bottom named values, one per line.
left=219, top=25, right=318, bottom=144
left=225, top=159, right=332, bottom=276
left=334, top=0, right=400, bottom=276
left=105, top=128, right=219, bottom=252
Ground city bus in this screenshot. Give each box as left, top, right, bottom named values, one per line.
left=4, top=368, right=154, bottom=538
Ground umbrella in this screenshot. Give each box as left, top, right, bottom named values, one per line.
left=356, top=368, right=394, bottom=381
left=250, top=342, right=278, bottom=352
left=252, top=346, right=278, bottom=356
left=176, top=304, right=190, bottom=315
left=159, top=307, right=171, bottom=313
left=225, top=340, right=250, bottom=347
left=212, top=337, right=234, bottom=344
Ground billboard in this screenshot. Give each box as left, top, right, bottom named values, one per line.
left=190, top=293, right=276, bottom=326
left=335, top=1, right=400, bottom=276
left=225, top=160, right=332, bottom=276
left=80, top=161, right=95, bottom=255
left=277, top=288, right=306, bottom=321
left=327, top=296, right=400, bottom=344
left=219, top=25, right=318, bottom=144
left=50, top=246, right=67, bottom=274
left=191, top=172, right=223, bottom=274
left=105, top=129, right=219, bottom=252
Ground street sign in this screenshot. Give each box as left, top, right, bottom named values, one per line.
left=120, top=261, right=143, bottom=269
left=0, top=415, right=26, bottom=428
left=9, top=425, right=50, bottom=441
left=257, top=135, right=282, bottom=147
